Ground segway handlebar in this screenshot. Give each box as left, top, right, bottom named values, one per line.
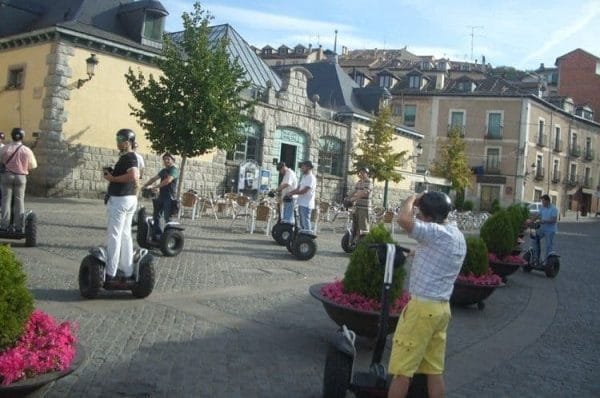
left=367, top=243, right=410, bottom=270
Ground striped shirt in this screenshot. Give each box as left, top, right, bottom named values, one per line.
left=408, top=219, right=466, bottom=300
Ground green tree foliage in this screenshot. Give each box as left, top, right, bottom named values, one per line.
left=0, top=245, right=34, bottom=350
left=125, top=2, right=253, bottom=196
left=480, top=209, right=515, bottom=258
left=506, top=204, right=527, bottom=236
left=460, top=236, right=489, bottom=276
left=343, top=224, right=405, bottom=302
left=352, top=106, right=408, bottom=186
left=430, top=127, right=472, bottom=194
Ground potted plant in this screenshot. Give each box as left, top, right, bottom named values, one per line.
left=309, top=224, right=410, bottom=338
left=479, top=209, right=525, bottom=282
left=451, top=236, right=502, bottom=310
left=0, top=245, right=83, bottom=395
left=505, top=203, right=529, bottom=254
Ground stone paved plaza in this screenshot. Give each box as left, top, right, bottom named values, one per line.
left=6, top=197, right=600, bottom=397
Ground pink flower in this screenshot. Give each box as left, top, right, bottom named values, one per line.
left=320, top=280, right=410, bottom=315
left=0, top=310, right=78, bottom=385
left=488, top=252, right=526, bottom=265
left=456, top=270, right=502, bottom=286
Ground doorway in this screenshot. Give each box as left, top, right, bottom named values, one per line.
left=280, top=143, right=297, bottom=171
left=480, top=185, right=501, bottom=211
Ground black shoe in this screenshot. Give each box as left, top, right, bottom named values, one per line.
left=105, top=274, right=117, bottom=283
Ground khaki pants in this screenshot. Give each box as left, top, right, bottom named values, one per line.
left=0, top=172, right=27, bottom=230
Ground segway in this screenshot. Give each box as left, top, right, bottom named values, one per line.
left=0, top=209, right=37, bottom=247
left=270, top=192, right=294, bottom=246
left=340, top=199, right=365, bottom=253
left=322, top=243, right=428, bottom=398
left=285, top=208, right=317, bottom=261
left=78, top=247, right=155, bottom=299
left=136, top=206, right=184, bottom=257
left=522, top=220, right=560, bottom=278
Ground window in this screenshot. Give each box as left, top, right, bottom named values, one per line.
left=392, top=104, right=402, bottom=116
left=535, top=154, right=544, bottom=179
left=379, top=75, right=393, bottom=88
left=403, top=105, right=416, bottom=127
left=318, top=137, right=344, bottom=176
left=143, top=12, right=164, bottom=41
left=554, top=126, right=561, bottom=151
left=584, top=167, right=591, bottom=187
left=537, top=119, right=546, bottom=146
left=226, top=122, right=262, bottom=164
left=408, top=75, right=420, bottom=89
left=486, top=112, right=502, bottom=138
left=449, top=110, right=465, bottom=135
left=7, top=66, right=25, bottom=89
left=533, top=189, right=542, bottom=202
left=596, top=62, right=600, bottom=75
left=569, top=163, right=577, bottom=184
left=485, top=148, right=500, bottom=173
left=552, top=159, right=560, bottom=182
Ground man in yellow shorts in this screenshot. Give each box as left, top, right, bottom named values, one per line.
left=389, top=191, right=466, bottom=398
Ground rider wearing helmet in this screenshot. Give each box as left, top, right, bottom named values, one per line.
left=142, top=152, right=179, bottom=240
left=103, top=128, right=139, bottom=282
left=388, top=191, right=466, bottom=398
left=0, top=127, right=38, bottom=233
left=348, top=166, right=372, bottom=237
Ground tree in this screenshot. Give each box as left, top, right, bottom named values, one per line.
left=125, top=2, right=253, bottom=197
left=430, top=127, right=472, bottom=196
left=352, top=106, right=408, bottom=208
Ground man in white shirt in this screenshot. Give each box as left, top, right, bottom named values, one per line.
left=275, top=162, right=297, bottom=224
left=286, top=160, right=316, bottom=232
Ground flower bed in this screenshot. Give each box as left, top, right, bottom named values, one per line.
left=0, top=310, right=78, bottom=386
left=488, top=252, right=526, bottom=265
left=320, top=280, right=410, bottom=315
left=456, top=270, right=502, bottom=286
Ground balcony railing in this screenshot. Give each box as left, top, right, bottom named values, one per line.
left=484, top=130, right=502, bottom=140
left=569, top=145, right=581, bottom=158
left=566, top=175, right=580, bottom=187
left=584, top=149, right=595, bottom=161
left=534, top=167, right=545, bottom=181
left=536, top=133, right=547, bottom=147
left=583, top=177, right=593, bottom=188
left=485, top=164, right=501, bottom=174
left=551, top=171, right=561, bottom=183
left=553, top=140, right=563, bottom=153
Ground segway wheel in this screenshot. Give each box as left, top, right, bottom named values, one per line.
left=322, top=344, right=352, bottom=398
left=160, top=229, right=184, bottom=257
left=522, top=251, right=533, bottom=273
left=286, top=235, right=295, bottom=253
left=131, top=255, right=156, bottom=298
left=271, top=223, right=293, bottom=246
left=340, top=231, right=355, bottom=253
left=545, top=256, right=560, bottom=278
left=24, top=213, right=37, bottom=247
left=136, top=208, right=151, bottom=249
left=293, top=235, right=317, bottom=261
left=79, top=255, right=104, bottom=299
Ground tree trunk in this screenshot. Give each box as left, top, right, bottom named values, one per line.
left=177, top=156, right=187, bottom=199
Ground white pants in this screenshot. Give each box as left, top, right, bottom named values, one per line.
left=106, top=195, right=137, bottom=277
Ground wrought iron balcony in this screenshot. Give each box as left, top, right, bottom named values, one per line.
left=584, top=149, right=595, bottom=161
left=551, top=171, right=561, bottom=184
left=484, top=164, right=501, bottom=174
left=569, top=145, right=581, bottom=158
left=536, top=133, right=547, bottom=147
left=566, top=175, right=580, bottom=187
left=583, top=177, right=593, bottom=188
left=534, top=167, right=545, bottom=181
left=552, top=140, right=563, bottom=153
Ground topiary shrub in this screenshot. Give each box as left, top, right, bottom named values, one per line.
left=460, top=236, right=489, bottom=276
left=506, top=204, right=525, bottom=238
left=490, top=199, right=501, bottom=214
left=343, top=223, right=405, bottom=302
left=462, top=200, right=474, bottom=211
left=0, top=244, right=34, bottom=350
left=479, top=209, right=515, bottom=258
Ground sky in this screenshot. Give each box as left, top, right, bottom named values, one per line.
left=160, top=0, right=600, bottom=70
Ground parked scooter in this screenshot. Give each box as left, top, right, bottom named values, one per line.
left=322, top=243, right=427, bottom=397
left=522, top=220, right=560, bottom=278
left=78, top=247, right=155, bottom=299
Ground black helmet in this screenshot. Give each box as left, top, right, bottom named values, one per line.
left=418, top=192, right=452, bottom=223
left=116, top=128, right=135, bottom=144
left=11, top=127, right=25, bottom=141
left=358, top=166, right=370, bottom=175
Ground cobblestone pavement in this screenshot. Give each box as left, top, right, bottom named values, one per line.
left=6, top=197, right=600, bottom=397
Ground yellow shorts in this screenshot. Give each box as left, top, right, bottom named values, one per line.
left=388, top=297, right=451, bottom=376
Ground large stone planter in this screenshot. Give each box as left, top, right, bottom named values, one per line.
left=0, top=344, right=86, bottom=398
left=450, top=280, right=500, bottom=310
left=489, top=260, right=521, bottom=282
left=309, top=283, right=399, bottom=338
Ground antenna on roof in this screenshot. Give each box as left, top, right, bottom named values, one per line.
left=467, top=25, right=483, bottom=62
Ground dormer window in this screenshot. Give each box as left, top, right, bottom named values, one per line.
left=457, top=81, right=475, bottom=92
left=421, top=61, right=432, bottom=70
left=379, top=74, right=395, bottom=88
left=143, top=11, right=164, bottom=42
left=460, top=63, right=471, bottom=71
left=408, top=75, right=420, bottom=89
left=262, top=48, right=273, bottom=55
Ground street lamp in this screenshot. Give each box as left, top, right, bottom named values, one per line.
left=77, top=54, right=99, bottom=89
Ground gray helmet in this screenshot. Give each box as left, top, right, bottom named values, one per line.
left=358, top=166, right=370, bottom=175
left=116, top=128, right=135, bottom=144
left=11, top=127, right=25, bottom=141
left=418, top=192, right=452, bottom=223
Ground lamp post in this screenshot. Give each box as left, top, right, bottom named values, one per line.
left=383, top=142, right=423, bottom=209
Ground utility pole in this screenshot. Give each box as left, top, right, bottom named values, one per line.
left=467, top=25, right=483, bottom=62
